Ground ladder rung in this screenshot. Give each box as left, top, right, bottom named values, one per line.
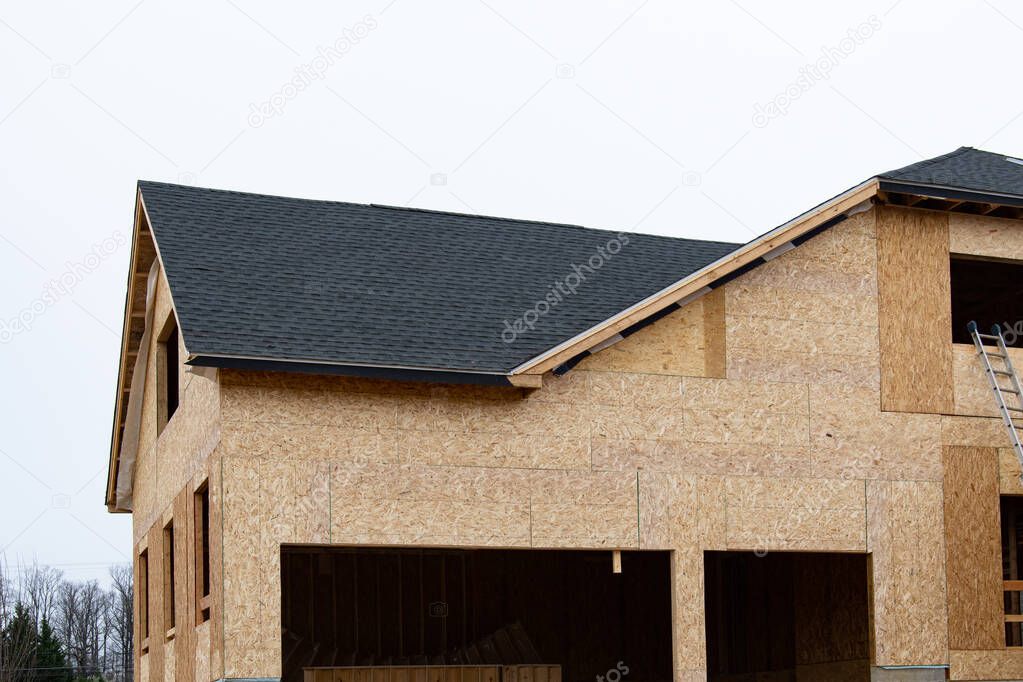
left=977, top=333, right=1002, bottom=340
left=994, top=369, right=1015, bottom=376
left=998, top=387, right=1021, bottom=395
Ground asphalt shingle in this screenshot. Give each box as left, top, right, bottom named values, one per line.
left=881, top=146, right=1023, bottom=196
left=139, top=181, right=740, bottom=374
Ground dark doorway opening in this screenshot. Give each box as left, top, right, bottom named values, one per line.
left=281, top=547, right=673, bottom=682
left=951, top=256, right=1023, bottom=346
left=704, top=551, right=870, bottom=682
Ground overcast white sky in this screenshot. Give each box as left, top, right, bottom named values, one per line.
left=2, top=0, right=1022, bottom=583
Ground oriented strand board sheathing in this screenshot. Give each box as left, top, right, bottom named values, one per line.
left=194, top=621, right=210, bottom=682
left=876, top=206, right=954, bottom=414
left=576, top=298, right=709, bottom=376
left=949, top=649, right=1023, bottom=680
left=949, top=212, right=1023, bottom=261
left=941, top=415, right=1010, bottom=447
left=672, top=547, right=707, bottom=676
left=942, top=446, right=1003, bottom=650
left=701, top=287, right=726, bottom=378
left=999, top=447, right=1023, bottom=494
left=723, top=477, right=866, bottom=552
left=147, top=524, right=165, bottom=682
left=866, top=480, right=948, bottom=666
left=810, top=384, right=942, bottom=481
left=592, top=438, right=811, bottom=478
left=952, top=344, right=1003, bottom=418
left=221, top=458, right=262, bottom=678
left=637, top=471, right=698, bottom=549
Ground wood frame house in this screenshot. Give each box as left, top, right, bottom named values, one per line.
left=106, top=147, right=1023, bottom=682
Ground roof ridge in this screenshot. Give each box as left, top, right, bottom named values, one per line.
left=137, top=180, right=742, bottom=248
left=879, top=146, right=973, bottom=179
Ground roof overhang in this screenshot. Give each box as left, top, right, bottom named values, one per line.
left=877, top=179, right=1023, bottom=217
left=189, top=353, right=541, bottom=387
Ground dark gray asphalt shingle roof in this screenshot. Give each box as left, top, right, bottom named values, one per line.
left=880, top=146, right=1023, bottom=196
left=139, top=181, right=740, bottom=374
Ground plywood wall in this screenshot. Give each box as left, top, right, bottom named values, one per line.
left=943, top=445, right=1004, bottom=651
left=876, top=206, right=954, bottom=414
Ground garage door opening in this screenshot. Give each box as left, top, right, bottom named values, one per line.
left=704, top=551, right=870, bottom=681
left=281, top=547, right=673, bottom=682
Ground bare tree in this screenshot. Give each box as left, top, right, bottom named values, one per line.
left=21, top=564, right=62, bottom=629
left=105, top=566, right=132, bottom=682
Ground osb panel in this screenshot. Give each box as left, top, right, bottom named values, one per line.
left=942, top=446, right=1003, bottom=651
left=592, top=438, right=811, bottom=478
left=220, top=458, right=264, bottom=678
left=153, top=371, right=220, bottom=524
left=637, top=471, right=699, bottom=550
left=672, top=547, right=707, bottom=675
left=194, top=621, right=210, bottom=682
left=876, top=206, right=954, bottom=414
left=575, top=297, right=708, bottom=376
left=949, top=649, right=1023, bottom=680
left=221, top=421, right=400, bottom=464
left=953, top=344, right=1023, bottom=418
left=1000, top=447, right=1023, bottom=494
left=723, top=477, right=866, bottom=552
left=942, top=415, right=1011, bottom=447
left=329, top=462, right=531, bottom=545
left=810, top=384, right=942, bottom=481
left=702, top=287, right=726, bottom=378
left=147, top=523, right=165, bottom=682
left=399, top=431, right=589, bottom=470
left=949, top=212, right=1023, bottom=261
left=728, top=347, right=880, bottom=389
left=867, top=480, right=948, bottom=666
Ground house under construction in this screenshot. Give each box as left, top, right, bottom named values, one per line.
left=105, top=147, right=1023, bottom=681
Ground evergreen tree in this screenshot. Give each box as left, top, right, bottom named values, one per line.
left=2, top=601, right=37, bottom=682
left=34, top=618, right=69, bottom=682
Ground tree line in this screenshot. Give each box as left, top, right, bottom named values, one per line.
left=0, top=561, right=132, bottom=682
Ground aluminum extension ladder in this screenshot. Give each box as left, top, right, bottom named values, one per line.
left=969, top=321, right=1023, bottom=469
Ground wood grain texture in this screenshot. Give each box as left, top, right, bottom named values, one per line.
left=943, top=445, right=1004, bottom=650
left=876, top=206, right=954, bottom=414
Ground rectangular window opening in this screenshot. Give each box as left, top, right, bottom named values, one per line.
left=195, top=482, right=211, bottom=623
left=139, top=549, right=150, bottom=651
left=158, top=318, right=180, bottom=434
left=1003, top=495, right=1023, bottom=646
left=951, top=256, right=1023, bottom=347
left=163, top=521, right=176, bottom=636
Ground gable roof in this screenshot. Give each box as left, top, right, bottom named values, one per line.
left=880, top=146, right=1023, bottom=202
left=139, top=181, right=739, bottom=379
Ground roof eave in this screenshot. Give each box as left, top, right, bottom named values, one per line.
left=189, top=353, right=542, bottom=388
left=877, top=179, right=1023, bottom=208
